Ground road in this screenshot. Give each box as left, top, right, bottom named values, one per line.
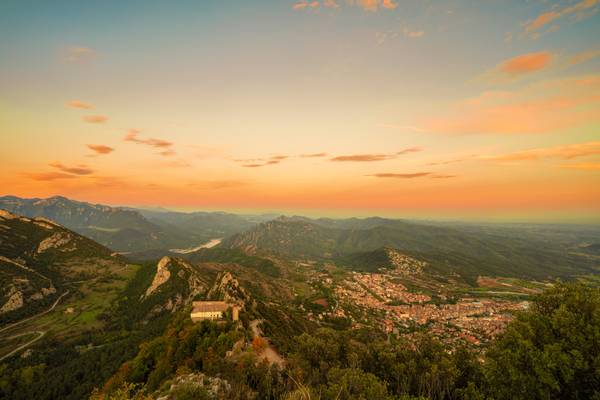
left=0, top=331, right=45, bottom=362
left=0, top=290, right=69, bottom=334
left=250, top=319, right=285, bottom=366
left=0, top=289, right=70, bottom=361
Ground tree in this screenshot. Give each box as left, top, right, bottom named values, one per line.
left=484, top=282, right=600, bottom=399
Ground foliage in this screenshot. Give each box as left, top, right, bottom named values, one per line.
left=483, top=282, right=600, bottom=399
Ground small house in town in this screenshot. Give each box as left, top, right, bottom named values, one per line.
left=190, top=301, right=240, bottom=322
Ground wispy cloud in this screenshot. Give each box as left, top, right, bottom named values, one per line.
left=481, top=141, right=600, bottom=163
left=124, top=129, right=175, bottom=156
left=425, top=75, right=600, bottom=135
left=293, top=0, right=397, bottom=12
left=83, top=115, right=108, bottom=124
left=236, top=154, right=288, bottom=167
left=300, top=152, right=328, bottom=158
left=523, top=0, right=598, bottom=38
left=66, top=100, right=94, bottom=109
left=482, top=51, right=553, bottom=83
left=64, top=46, right=96, bottom=63
left=397, top=147, right=422, bottom=155
left=49, top=162, right=94, bottom=175
left=292, top=1, right=319, bottom=10
left=87, top=144, right=114, bottom=155
left=426, top=155, right=477, bottom=166
left=367, top=172, right=431, bottom=178
left=331, top=147, right=422, bottom=162
left=332, top=154, right=395, bottom=162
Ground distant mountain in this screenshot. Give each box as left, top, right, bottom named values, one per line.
left=0, top=209, right=125, bottom=323
left=138, top=209, right=267, bottom=245
left=221, top=216, right=599, bottom=282
left=0, top=196, right=266, bottom=253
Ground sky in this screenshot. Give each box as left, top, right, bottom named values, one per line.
left=0, top=0, right=599, bottom=222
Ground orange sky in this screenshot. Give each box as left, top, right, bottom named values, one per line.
left=1, top=1, right=599, bottom=221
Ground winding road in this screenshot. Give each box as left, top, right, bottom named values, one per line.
left=250, top=319, right=285, bottom=366
left=0, top=290, right=70, bottom=361
left=0, top=331, right=45, bottom=361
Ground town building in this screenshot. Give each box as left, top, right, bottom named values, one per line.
left=190, top=301, right=240, bottom=322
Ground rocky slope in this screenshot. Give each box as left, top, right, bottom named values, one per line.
left=0, top=209, right=125, bottom=322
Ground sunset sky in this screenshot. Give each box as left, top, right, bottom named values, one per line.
left=1, top=0, right=599, bottom=222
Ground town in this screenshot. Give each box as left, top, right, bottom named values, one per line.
left=304, top=254, right=530, bottom=347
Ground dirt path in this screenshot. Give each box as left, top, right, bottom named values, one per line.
left=250, top=319, right=285, bottom=366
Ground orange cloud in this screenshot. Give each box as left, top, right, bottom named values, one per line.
left=87, top=144, right=114, bottom=155
left=67, top=100, right=94, bottom=109
left=83, top=115, right=108, bottom=124
left=368, top=172, right=431, bottom=178
left=524, top=0, right=598, bottom=37
left=300, top=152, right=328, bottom=158
left=425, top=76, right=600, bottom=134
left=356, top=0, right=397, bottom=11
left=331, top=154, right=395, bottom=162
left=482, top=141, right=600, bottom=163
left=397, top=147, right=422, bottom=155
left=295, top=0, right=397, bottom=11
left=292, top=1, right=319, bottom=10
left=49, top=162, right=94, bottom=175
left=499, top=52, right=552, bottom=76
left=124, top=130, right=174, bottom=155
left=332, top=148, right=421, bottom=162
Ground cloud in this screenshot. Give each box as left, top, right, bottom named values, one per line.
left=87, top=144, right=114, bottom=155
left=523, top=0, right=598, bottom=38
left=426, top=155, right=477, bottom=166
left=568, top=49, right=600, bottom=66
left=300, top=152, right=328, bottom=158
left=482, top=52, right=553, bottom=83
left=294, top=0, right=397, bottom=11
left=124, top=129, right=175, bottom=155
left=24, top=172, right=79, bottom=181
left=356, top=0, right=397, bottom=11
left=396, top=147, right=422, bottom=155
left=292, top=1, right=319, bottom=10
left=49, top=162, right=94, bottom=175
left=367, top=172, right=431, bottom=178
left=83, top=115, right=108, bottom=124
left=481, top=141, right=600, bottom=163
left=331, top=147, right=422, bottom=162
left=236, top=154, right=288, bottom=167
left=67, top=100, right=94, bottom=109
left=159, top=149, right=176, bottom=157
left=64, top=46, right=96, bottom=63
left=331, top=154, right=395, bottom=162
left=402, top=27, right=425, bottom=38
left=499, top=52, right=552, bottom=76
left=424, top=75, right=600, bottom=134
left=243, top=163, right=269, bottom=168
